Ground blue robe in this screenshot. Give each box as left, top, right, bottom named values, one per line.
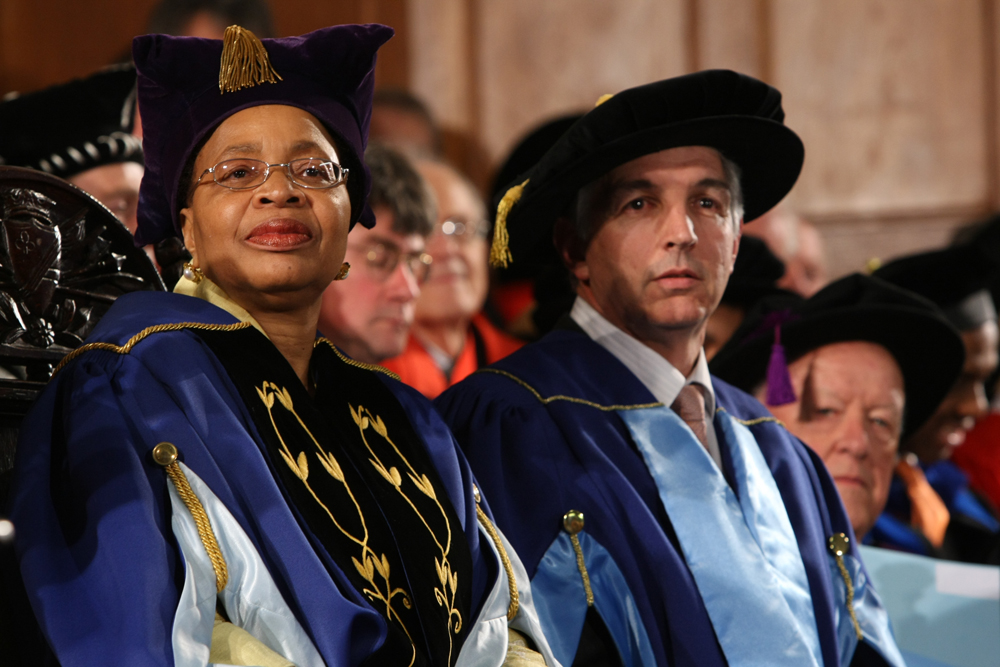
left=436, top=326, right=899, bottom=667
left=8, top=291, right=548, bottom=666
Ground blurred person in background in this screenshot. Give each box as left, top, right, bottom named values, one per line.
left=318, top=143, right=435, bottom=364
left=369, top=88, right=441, bottom=159
left=711, top=274, right=965, bottom=542
left=873, top=245, right=1000, bottom=563
left=703, top=235, right=792, bottom=360
left=146, top=0, right=275, bottom=39
left=745, top=204, right=828, bottom=297
left=949, top=214, right=1000, bottom=513
left=382, top=160, right=522, bottom=398
left=0, top=66, right=143, bottom=234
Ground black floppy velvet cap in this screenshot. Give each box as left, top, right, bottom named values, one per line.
left=872, top=244, right=998, bottom=329
left=710, top=273, right=965, bottom=437
left=0, top=65, right=142, bottom=179
left=132, top=23, right=394, bottom=246
left=495, top=69, right=804, bottom=267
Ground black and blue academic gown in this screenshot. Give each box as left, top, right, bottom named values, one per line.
left=8, top=284, right=557, bottom=667
left=868, top=460, right=1000, bottom=564
left=435, top=324, right=904, bottom=667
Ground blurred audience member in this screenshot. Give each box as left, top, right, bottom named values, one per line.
left=712, top=274, right=964, bottom=541
left=146, top=0, right=275, bottom=39
left=382, top=160, right=522, bottom=397
left=872, top=245, right=1000, bottom=562
left=704, top=236, right=793, bottom=360
left=745, top=205, right=828, bottom=296
left=949, top=214, right=1000, bottom=512
left=319, top=144, right=435, bottom=364
left=489, top=114, right=583, bottom=340
left=370, top=88, right=441, bottom=159
left=0, top=66, right=143, bottom=234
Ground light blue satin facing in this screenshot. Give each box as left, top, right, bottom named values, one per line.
left=532, top=531, right=655, bottom=667
left=618, top=406, right=823, bottom=667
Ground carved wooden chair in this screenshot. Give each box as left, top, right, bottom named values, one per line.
left=0, top=166, right=164, bottom=664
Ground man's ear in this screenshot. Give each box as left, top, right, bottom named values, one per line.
left=179, top=207, right=198, bottom=265
left=553, top=216, right=589, bottom=284
left=729, top=226, right=742, bottom=276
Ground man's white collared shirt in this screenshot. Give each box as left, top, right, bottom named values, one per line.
left=570, top=296, right=722, bottom=468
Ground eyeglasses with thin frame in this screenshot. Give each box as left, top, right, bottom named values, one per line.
left=195, top=157, right=349, bottom=191
left=350, top=241, right=433, bottom=284
left=433, top=218, right=489, bottom=242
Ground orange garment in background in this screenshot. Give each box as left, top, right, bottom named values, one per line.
left=381, top=313, right=523, bottom=398
left=953, top=412, right=1000, bottom=512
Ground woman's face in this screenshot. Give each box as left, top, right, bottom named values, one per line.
left=180, top=105, right=351, bottom=311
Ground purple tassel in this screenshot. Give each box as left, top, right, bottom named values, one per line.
left=765, top=325, right=797, bottom=406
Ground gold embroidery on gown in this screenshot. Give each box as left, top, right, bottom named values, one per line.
left=257, top=381, right=463, bottom=666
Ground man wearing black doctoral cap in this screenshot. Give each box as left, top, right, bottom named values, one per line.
left=711, top=274, right=964, bottom=553
left=0, top=66, right=143, bottom=234
left=872, top=245, right=1000, bottom=563
left=436, top=70, right=905, bottom=666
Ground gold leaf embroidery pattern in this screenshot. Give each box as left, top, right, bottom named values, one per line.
left=259, top=384, right=464, bottom=665
left=257, top=382, right=416, bottom=667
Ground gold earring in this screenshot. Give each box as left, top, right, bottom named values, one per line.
left=334, top=262, right=350, bottom=281
left=182, top=262, right=204, bottom=284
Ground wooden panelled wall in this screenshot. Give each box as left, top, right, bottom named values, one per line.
left=2, top=0, right=999, bottom=277
left=410, top=0, right=1000, bottom=277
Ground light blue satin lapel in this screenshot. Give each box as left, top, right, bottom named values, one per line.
left=532, top=531, right=656, bottom=667
left=828, top=552, right=906, bottom=667
left=618, top=406, right=823, bottom=667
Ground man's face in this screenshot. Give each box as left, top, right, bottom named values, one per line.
left=904, top=320, right=999, bottom=462
left=68, top=162, right=143, bottom=235
left=415, top=161, right=489, bottom=325
left=564, top=146, right=740, bottom=347
left=760, top=341, right=905, bottom=539
left=318, top=207, right=426, bottom=364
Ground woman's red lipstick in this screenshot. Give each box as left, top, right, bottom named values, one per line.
left=246, top=220, right=312, bottom=248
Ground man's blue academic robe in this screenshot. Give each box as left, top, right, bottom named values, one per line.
left=8, top=292, right=550, bottom=666
left=436, top=326, right=900, bottom=667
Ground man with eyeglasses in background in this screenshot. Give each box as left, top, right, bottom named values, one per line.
left=318, top=143, right=435, bottom=364
left=382, top=159, right=523, bottom=397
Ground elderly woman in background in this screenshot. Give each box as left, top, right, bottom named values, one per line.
left=9, top=25, right=555, bottom=667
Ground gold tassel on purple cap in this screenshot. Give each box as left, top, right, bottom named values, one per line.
left=219, top=25, right=282, bottom=94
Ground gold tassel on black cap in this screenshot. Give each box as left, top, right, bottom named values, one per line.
left=219, top=25, right=282, bottom=94
left=490, top=178, right=529, bottom=269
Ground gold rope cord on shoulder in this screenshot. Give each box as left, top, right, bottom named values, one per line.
left=474, top=368, right=663, bottom=412
left=715, top=407, right=786, bottom=429
left=475, top=495, right=519, bottom=621
left=563, top=510, right=594, bottom=606
left=828, top=533, right=863, bottom=641
left=315, top=338, right=401, bottom=381
left=219, top=25, right=283, bottom=93
left=490, top=179, right=529, bottom=269
left=51, top=321, right=253, bottom=376
left=153, top=443, right=229, bottom=593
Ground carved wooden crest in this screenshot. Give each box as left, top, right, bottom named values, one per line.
left=0, top=166, right=164, bottom=378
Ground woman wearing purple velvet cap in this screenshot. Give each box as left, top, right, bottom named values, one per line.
left=9, top=24, right=556, bottom=667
